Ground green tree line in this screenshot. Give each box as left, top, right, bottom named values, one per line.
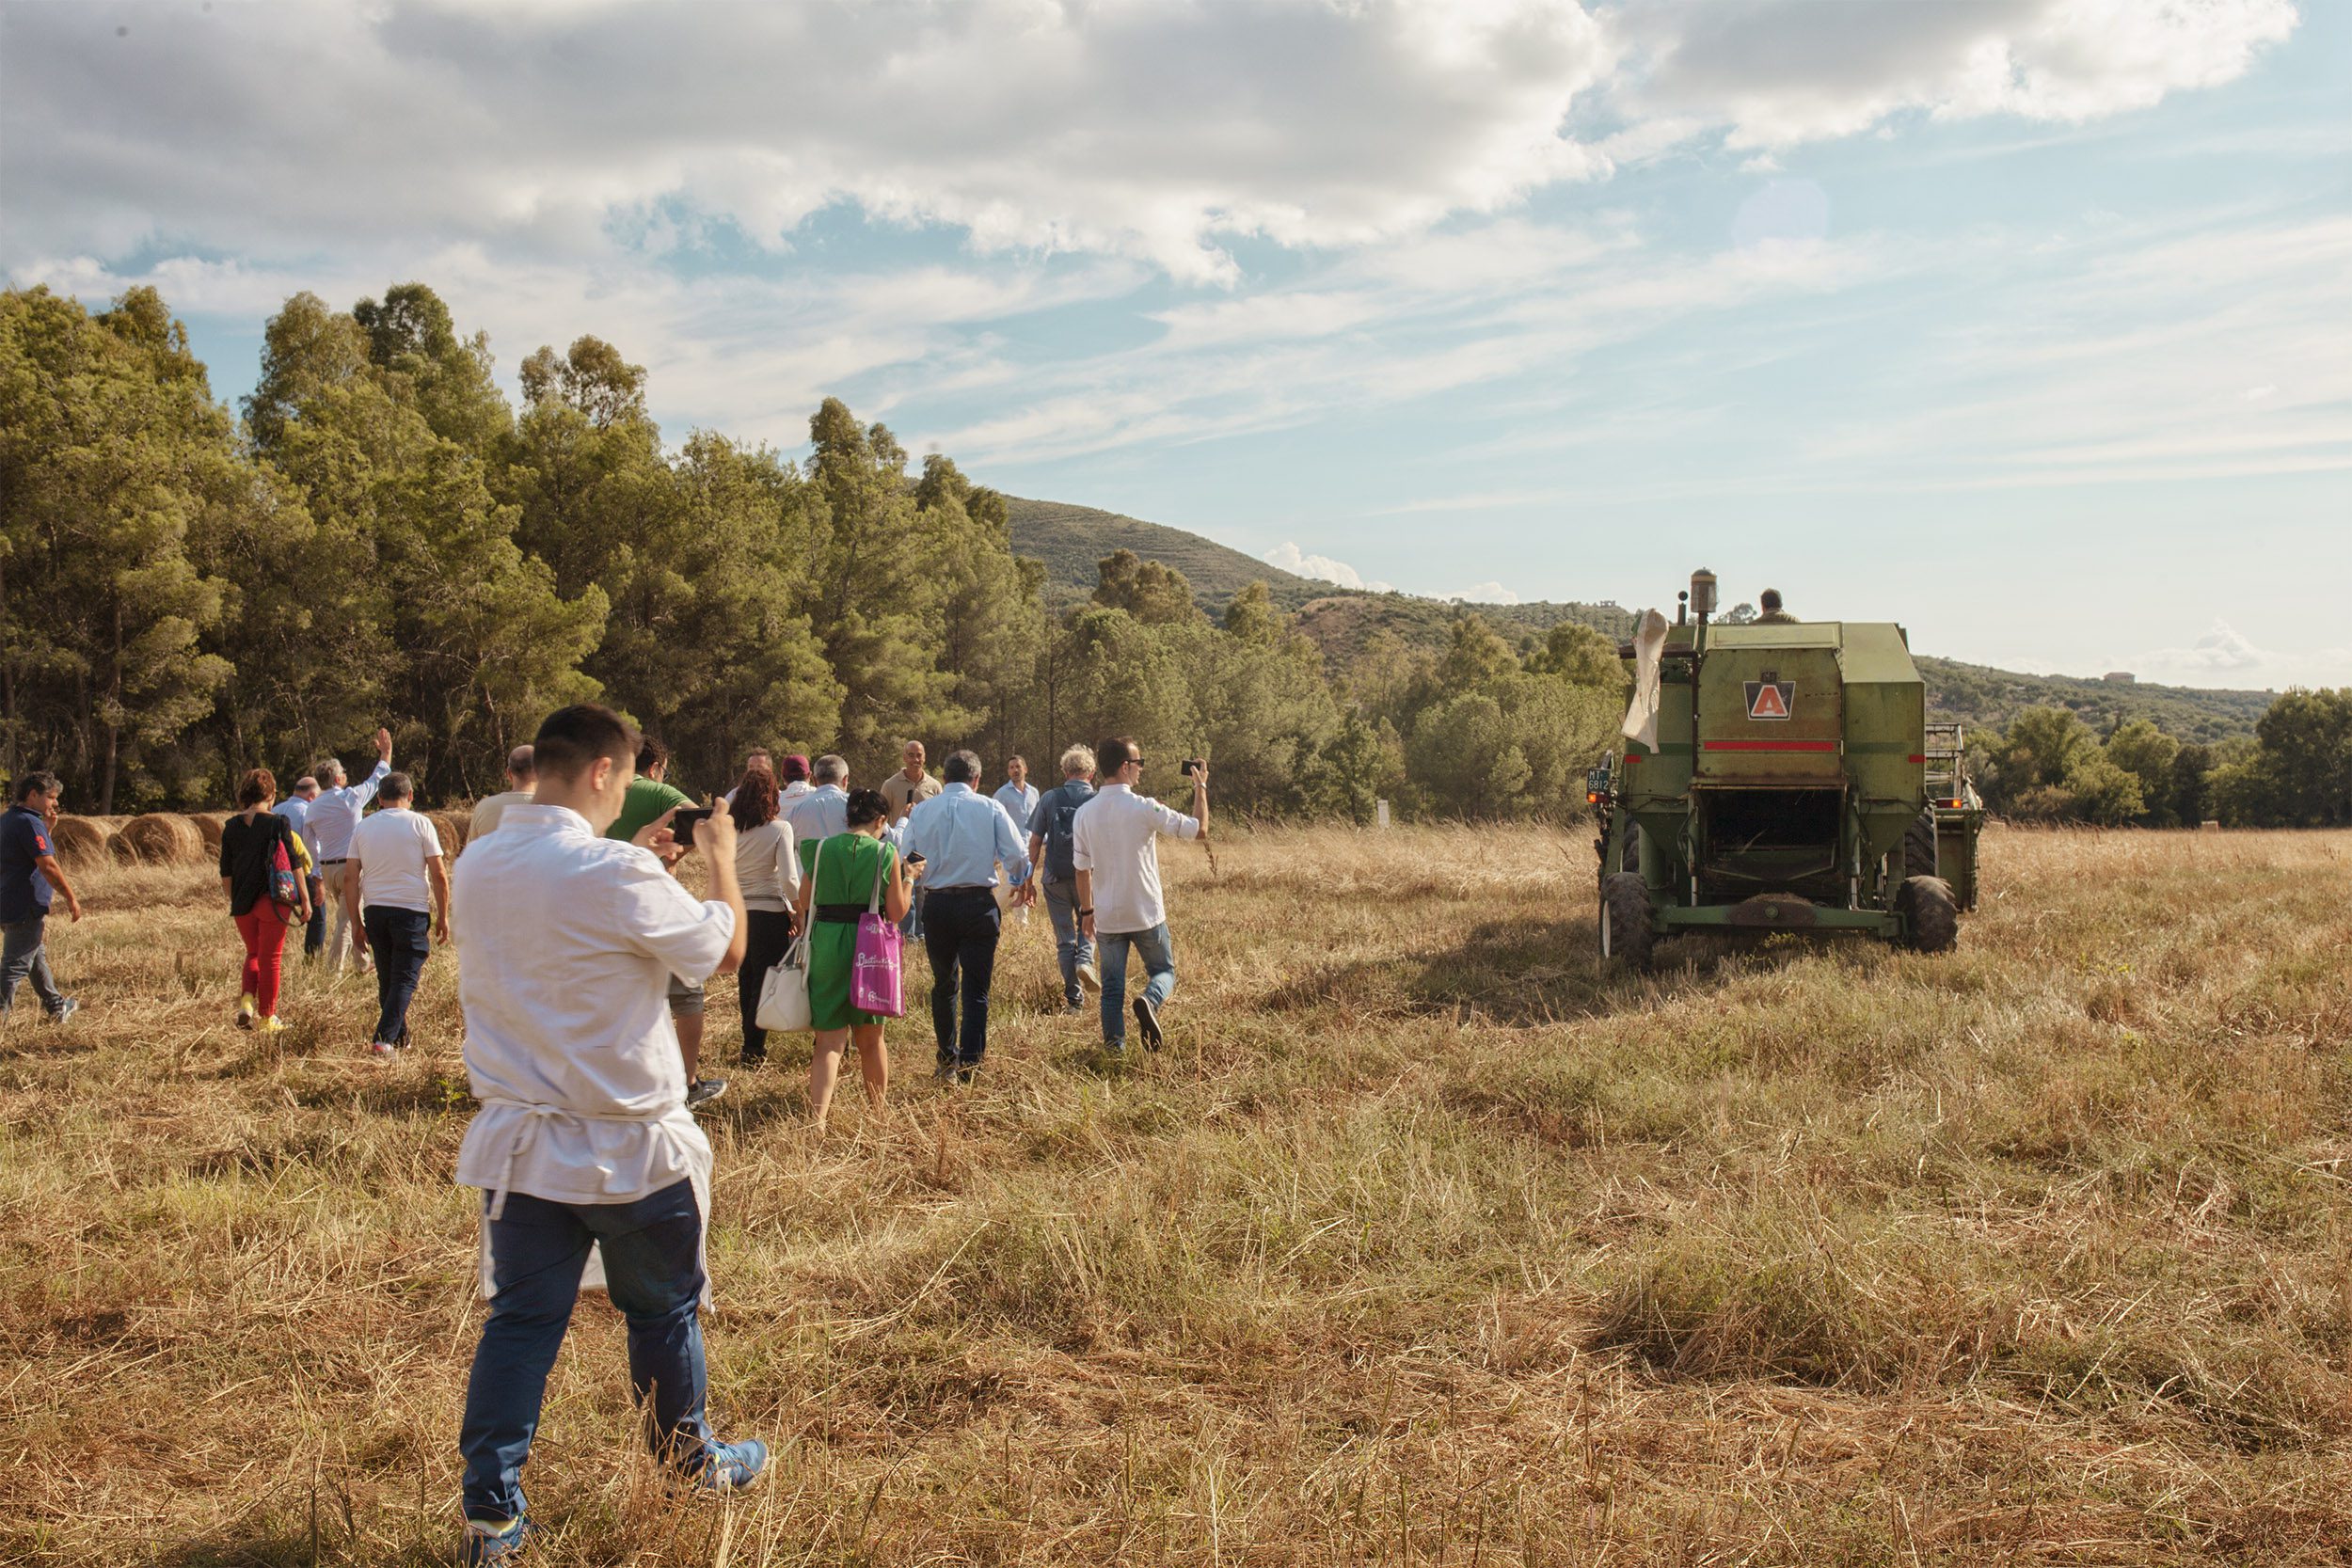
left=1971, top=694, right=2352, bottom=829
left=1, top=282, right=1629, bottom=819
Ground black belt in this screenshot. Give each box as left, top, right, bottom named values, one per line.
left=319, top=857, right=346, bottom=866
left=925, top=884, right=993, bottom=895
left=815, top=904, right=866, bottom=924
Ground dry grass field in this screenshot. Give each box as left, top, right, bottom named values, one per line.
left=4, top=824, right=2350, bottom=1566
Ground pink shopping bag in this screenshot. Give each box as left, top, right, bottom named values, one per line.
left=851, top=848, right=905, bottom=1016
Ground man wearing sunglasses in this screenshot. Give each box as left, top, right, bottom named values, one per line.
left=1069, top=737, right=1207, bottom=1056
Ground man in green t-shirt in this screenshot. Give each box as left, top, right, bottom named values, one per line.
left=601, top=737, right=723, bottom=1108
left=607, top=736, right=692, bottom=845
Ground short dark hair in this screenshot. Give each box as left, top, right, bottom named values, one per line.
left=636, top=736, right=669, bottom=773
left=507, top=744, right=535, bottom=781
left=728, top=768, right=780, bottom=832
left=379, top=771, right=415, bottom=804
left=236, top=768, right=277, bottom=807
left=15, top=768, right=61, bottom=801
left=1760, top=589, right=1783, bottom=611
left=1099, top=736, right=1139, bottom=772
left=845, top=787, right=890, bottom=829
left=535, top=705, right=641, bottom=784
left=943, top=750, right=979, bottom=784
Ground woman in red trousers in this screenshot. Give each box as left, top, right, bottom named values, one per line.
left=218, top=768, right=312, bottom=1032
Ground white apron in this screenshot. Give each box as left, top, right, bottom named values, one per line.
left=475, top=1099, right=715, bottom=1309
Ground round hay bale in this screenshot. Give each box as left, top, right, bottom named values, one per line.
left=189, top=812, right=229, bottom=851
left=431, top=810, right=469, bottom=857
left=50, top=816, right=113, bottom=867
left=113, top=812, right=205, bottom=865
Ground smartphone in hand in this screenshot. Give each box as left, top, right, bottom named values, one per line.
left=672, top=807, right=716, bottom=848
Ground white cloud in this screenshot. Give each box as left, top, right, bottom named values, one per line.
left=0, top=0, right=2296, bottom=290
left=1609, top=0, right=2298, bottom=150
left=2123, top=619, right=2352, bottom=690
left=0, top=0, right=1616, bottom=287
left=1447, top=583, right=1524, bottom=605
left=1263, top=542, right=1393, bottom=594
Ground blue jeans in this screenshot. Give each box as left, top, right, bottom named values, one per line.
left=1041, top=879, right=1093, bottom=1006
left=460, top=1180, right=714, bottom=1523
left=1097, top=923, right=1175, bottom=1048
left=361, top=905, right=429, bottom=1046
left=1, top=913, right=65, bottom=1014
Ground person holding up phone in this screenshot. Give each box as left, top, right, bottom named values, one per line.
left=1071, top=738, right=1207, bottom=1057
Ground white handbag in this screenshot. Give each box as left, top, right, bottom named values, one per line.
left=755, top=836, right=819, bottom=1033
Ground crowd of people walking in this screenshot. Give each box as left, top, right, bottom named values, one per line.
left=1, top=704, right=1213, bottom=1563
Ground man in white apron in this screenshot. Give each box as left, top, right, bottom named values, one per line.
left=448, top=704, right=760, bottom=1563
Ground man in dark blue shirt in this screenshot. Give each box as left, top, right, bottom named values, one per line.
left=1021, top=744, right=1099, bottom=1014
left=2, top=770, right=82, bottom=1022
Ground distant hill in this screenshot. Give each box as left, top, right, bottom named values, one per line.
left=1006, top=494, right=2274, bottom=742
left=1005, top=494, right=1633, bottom=634
left=1004, top=496, right=1327, bottom=611
left=1916, top=657, right=2271, bottom=745
left=1292, top=594, right=1635, bottom=673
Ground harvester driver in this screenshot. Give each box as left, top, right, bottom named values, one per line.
left=1756, top=588, right=1799, bottom=625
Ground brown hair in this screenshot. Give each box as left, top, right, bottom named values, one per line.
left=236, top=768, right=277, bottom=807
left=728, top=768, right=780, bottom=832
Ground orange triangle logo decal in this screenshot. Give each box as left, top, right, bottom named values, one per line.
left=1745, top=680, right=1793, bottom=720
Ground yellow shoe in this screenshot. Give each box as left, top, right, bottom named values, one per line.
left=235, top=996, right=257, bottom=1030
left=258, top=1015, right=286, bottom=1033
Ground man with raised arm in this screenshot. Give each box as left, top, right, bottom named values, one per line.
left=307, top=725, right=393, bottom=973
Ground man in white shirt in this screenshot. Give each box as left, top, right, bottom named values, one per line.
left=1073, top=736, right=1207, bottom=1055
left=778, top=752, right=815, bottom=804
left=308, top=726, right=393, bottom=973
left=450, top=704, right=761, bottom=1562
left=469, top=746, right=536, bottom=839
left=344, top=771, right=450, bottom=1056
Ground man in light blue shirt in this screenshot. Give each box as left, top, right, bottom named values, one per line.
left=991, top=756, right=1039, bottom=839
left=781, top=754, right=851, bottom=846
left=900, top=751, right=1031, bottom=1085
left=309, top=726, right=393, bottom=973
left=276, top=776, right=327, bottom=958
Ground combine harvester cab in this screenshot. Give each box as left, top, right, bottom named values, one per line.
left=1588, top=569, right=1983, bottom=967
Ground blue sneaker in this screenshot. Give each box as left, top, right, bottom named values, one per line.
left=462, top=1514, right=532, bottom=1563
left=691, top=1438, right=768, bottom=1494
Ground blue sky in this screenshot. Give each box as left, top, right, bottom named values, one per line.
left=7, top=0, right=2346, bottom=688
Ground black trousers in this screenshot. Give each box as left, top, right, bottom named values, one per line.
left=737, top=909, right=796, bottom=1062
left=922, top=887, right=1001, bottom=1067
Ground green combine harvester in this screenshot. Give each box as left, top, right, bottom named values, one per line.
left=1587, top=569, right=1984, bottom=966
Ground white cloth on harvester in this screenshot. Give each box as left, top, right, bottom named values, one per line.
left=1622, top=609, right=1670, bottom=752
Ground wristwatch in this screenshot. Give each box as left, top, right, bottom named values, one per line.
left=1079, top=907, right=1093, bottom=917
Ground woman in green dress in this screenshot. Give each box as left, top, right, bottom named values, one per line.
left=789, top=788, right=913, bottom=1127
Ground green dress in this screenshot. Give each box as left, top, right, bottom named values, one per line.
left=799, top=832, right=897, bottom=1030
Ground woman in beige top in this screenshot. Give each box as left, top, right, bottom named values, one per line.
left=728, top=769, right=800, bottom=1065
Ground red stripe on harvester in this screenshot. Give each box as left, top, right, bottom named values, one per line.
left=1702, top=739, right=1838, bottom=752
left=1907, top=753, right=1925, bottom=763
